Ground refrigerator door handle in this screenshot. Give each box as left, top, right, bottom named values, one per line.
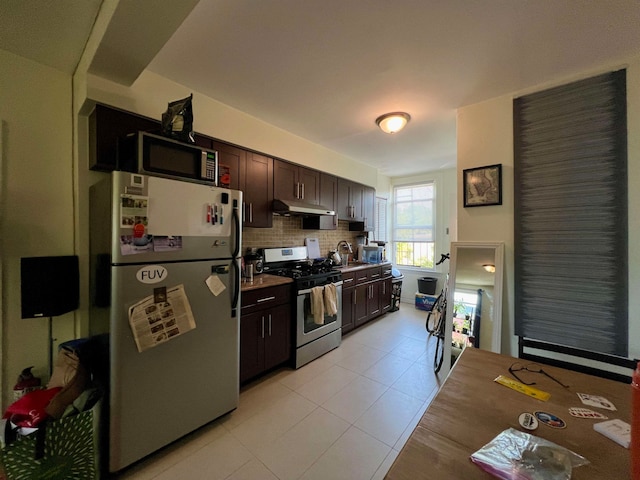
left=231, top=258, right=240, bottom=318
left=232, top=200, right=241, bottom=258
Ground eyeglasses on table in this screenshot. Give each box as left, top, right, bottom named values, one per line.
left=508, top=362, right=569, bottom=388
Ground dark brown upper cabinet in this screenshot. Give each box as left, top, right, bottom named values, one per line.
left=241, top=152, right=273, bottom=228
left=274, top=159, right=320, bottom=204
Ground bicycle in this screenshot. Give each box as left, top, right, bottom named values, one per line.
left=426, top=253, right=450, bottom=373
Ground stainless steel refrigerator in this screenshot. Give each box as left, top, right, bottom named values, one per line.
left=89, top=171, right=242, bottom=472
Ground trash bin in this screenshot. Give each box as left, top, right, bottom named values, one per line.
left=390, top=273, right=404, bottom=312
left=417, top=276, right=437, bottom=295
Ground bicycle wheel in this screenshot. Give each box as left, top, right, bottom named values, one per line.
left=425, top=293, right=444, bottom=334
left=433, top=304, right=446, bottom=373
left=434, top=331, right=445, bottom=373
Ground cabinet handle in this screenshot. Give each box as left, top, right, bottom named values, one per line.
left=257, top=296, right=276, bottom=303
left=301, top=183, right=305, bottom=199
left=249, top=203, right=254, bottom=223
left=354, top=290, right=357, bottom=304
left=344, top=278, right=353, bottom=284
left=383, top=282, right=385, bottom=295
left=268, top=314, right=272, bottom=336
left=371, top=273, right=380, bottom=278
left=261, top=316, right=265, bottom=339
left=294, top=183, right=299, bottom=199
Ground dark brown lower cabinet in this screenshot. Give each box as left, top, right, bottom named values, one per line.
left=380, top=277, right=393, bottom=313
left=342, top=264, right=393, bottom=333
left=240, top=285, right=291, bottom=383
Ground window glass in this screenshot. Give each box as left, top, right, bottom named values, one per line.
left=393, top=183, right=435, bottom=268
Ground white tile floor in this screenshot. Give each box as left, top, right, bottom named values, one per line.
left=116, top=306, right=444, bottom=480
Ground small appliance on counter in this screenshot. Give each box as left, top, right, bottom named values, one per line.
left=358, top=245, right=385, bottom=264
left=243, top=249, right=264, bottom=276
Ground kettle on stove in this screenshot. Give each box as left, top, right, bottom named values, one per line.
left=328, top=250, right=341, bottom=265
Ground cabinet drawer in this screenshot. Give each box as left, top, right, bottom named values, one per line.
left=355, top=265, right=381, bottom=284
left=341, top=271, right=356, bottom=289
left=241, top=284, right=292, bottom=314
left=368, top=266, right=382, bottom=281
left=381, top=265, right=393, bottom=277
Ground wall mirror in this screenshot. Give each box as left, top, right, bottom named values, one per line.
left=442, top=242, right=505, bottom=374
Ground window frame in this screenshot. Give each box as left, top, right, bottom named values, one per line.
left=391, top=181, right=437, bottom=270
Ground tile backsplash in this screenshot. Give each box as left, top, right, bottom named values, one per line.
left=243, top=215, right=365, bottom=260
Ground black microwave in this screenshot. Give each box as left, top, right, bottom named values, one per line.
left=117, top=131, right=219, bottom=186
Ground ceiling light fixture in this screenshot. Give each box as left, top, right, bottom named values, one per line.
left=483, top=264, right=496, bottom=273
left=375, top=112, right=411, bottom=134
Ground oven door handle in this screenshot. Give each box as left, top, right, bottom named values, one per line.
left=297, top=280, right=343, bottom=296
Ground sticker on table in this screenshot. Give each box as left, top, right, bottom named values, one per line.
left=576, top=393, right=617, bottom=411
left=569, top=407, right=608, bottom=419
left=534, top=411, right=566, bottom=429
left=518, top=412, right=538, bottom=430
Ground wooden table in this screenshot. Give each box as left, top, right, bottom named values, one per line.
left=385, top=347, right=631, bottom=479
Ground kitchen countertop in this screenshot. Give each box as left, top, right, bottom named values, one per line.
left=240, top=273, right=293, bottom=292
left=334, top=261, right=391, bottom=273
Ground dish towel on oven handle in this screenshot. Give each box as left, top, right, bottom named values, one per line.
left=310, top=286, right=325, bottom=325
left=324, top=283, right=338, bottom=317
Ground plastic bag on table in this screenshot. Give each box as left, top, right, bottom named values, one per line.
left=470, top=428, right=589, bottom=480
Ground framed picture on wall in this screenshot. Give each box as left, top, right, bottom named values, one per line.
left=463, top=164, right=502, bottom=207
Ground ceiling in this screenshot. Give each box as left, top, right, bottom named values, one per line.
left=3, top=1, right=640, bottom=177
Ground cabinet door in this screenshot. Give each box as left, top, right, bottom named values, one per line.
left=318, top=173, right=338, bottom=229
left=212, top=140, right=243, bottom=191
left=337, top=179, right=353, bottom=220
left=354, top=283, right=369, bottom=327
left=351, top=183, right=365, bottom=221
left=380, top=277, right=393, bottom=313
left=299, top=167, right=320, bottom=204
left=367, top=282, right=381, bottom=319
left=363, top=186, right=375, bottom=232
left=89, top=104, right=160, bottom=172
left=240, top=311, right=265, bottom=383
left=264, top=303, right=291, bottom=371
left=341, top=287, right=355, bottom=334
left=243, top=153, right=273, bottom=228
left=274, top=159, right=300, bottom=202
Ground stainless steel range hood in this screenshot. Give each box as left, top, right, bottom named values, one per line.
left=272, top=199, right=335, bottom=216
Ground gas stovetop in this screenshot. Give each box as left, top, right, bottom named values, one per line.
left=265, top=259, right=342, bottom=290
left=260, top=246, right=342, bottom=291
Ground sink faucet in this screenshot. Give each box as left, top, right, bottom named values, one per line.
left=336, top=241, right=353, bottom=265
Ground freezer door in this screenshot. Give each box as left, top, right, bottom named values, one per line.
left=110, top=171, right=242, bottom=263
left=108, top=259, right=240, bottom=472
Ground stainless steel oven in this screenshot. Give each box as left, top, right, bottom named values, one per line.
left=262, top=246, right=343, bottom=368
left=295, top=281, right=342, bottom=368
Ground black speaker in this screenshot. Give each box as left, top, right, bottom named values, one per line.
left=21, top=255, right=79, bottom=318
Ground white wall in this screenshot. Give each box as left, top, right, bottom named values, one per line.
left=457, top=55, right=640, bottom=359
left=389, top=168, right=457, bottom=303
left=0, top=49, right=76, bottom=409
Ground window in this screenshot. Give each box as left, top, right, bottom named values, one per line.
left=393, top=183, right=435, bottom=268
left=374, top=196, right=387, bottom=242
